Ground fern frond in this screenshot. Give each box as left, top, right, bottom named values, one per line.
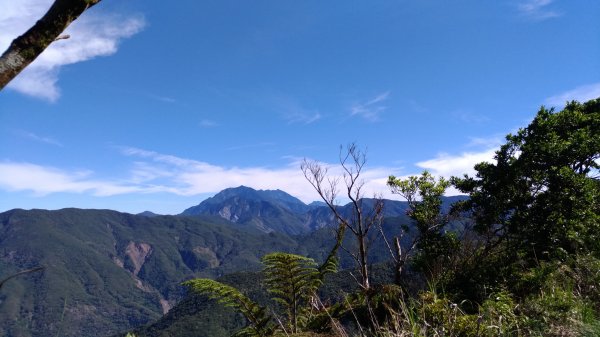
left=183, top=278, right=275, bottom=337
left=262, top=252, right=324, bottom=333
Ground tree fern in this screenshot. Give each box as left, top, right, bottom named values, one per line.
left=184, top=249, right=341, bottom=336
left=183, top=279, right=275, bottom=337
left=262, top=252, right=323, bottom=333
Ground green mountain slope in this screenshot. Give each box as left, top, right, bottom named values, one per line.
left=0, top=208, right=297, bottom=337
left=0, top=191, right=465, bottom=337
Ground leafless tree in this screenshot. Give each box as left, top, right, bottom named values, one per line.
left=302, top=143, right=384, bottom=290
left=0, top=0, right=101, bottom=89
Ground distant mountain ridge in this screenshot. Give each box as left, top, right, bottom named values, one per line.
left=181, top=185, right=466, bottom=235
left=0, top=186, right=467, bottom=337
left=181, top=186, right=317, bottom=235
left=184, top=186, right=310, bottom=213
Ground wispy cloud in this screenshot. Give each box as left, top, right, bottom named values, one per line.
left=120, top=147, right=403, bottom=202
left=285, top=111, right=322, bottom=125
left=273, top=96, right=322, bottom=125
left=407, top=99, right=428, bottom=113
left=200, top=119, right=219, bottom=128
left=16, top=130, right=63, bottom=146
left=149, top=95, right=176, bottom=103
left=452, top=109, right=490, bottom=124
left=517, top=0, right=561, bottom=20
left=545, top=82, right=600, bottom=107
left=120, top=147, right=208, bottom=168
left=0, top=162, right=144, bottom=197
left=350, top=91, right=390, bottom=122
left=0, top=143, right=505, bottom=203
left=0, top=147, right=404, bottom=203
left=466, top=136, right=504, bottom=149
left=225, top=142, right=276, bottom=151
left=0, top=0, right=145, bottom=101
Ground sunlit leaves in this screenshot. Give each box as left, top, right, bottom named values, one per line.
left=452, top=98, right=600, bottom=261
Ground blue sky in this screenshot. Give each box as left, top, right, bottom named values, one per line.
left=1, top=0, right=599, bottom=214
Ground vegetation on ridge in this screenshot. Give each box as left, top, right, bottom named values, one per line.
left=160, top=98, right=599, bottom=337
left=1, top=99, right=598, bottom=337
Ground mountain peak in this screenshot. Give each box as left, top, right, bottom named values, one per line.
left=180, top=186, right=311, bottom=234
left=137, top=211, right=160, bottom=217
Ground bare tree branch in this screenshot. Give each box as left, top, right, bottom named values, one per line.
left=0, top=0, right=101, bottom=89
left=302, top=143, right=383, bottom=290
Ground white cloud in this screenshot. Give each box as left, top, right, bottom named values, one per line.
left=120, top=147, right=403, bottom=203
left=0, top=144, right=504, bottom=204
left=416, top=148, right=498, bottom=178
left=0, top=0, right=145, bottom=101
left=517, top=0, right=561, bottom=20
left=350, top=91, right=390, bottom=122
left=0, top=162, right=144, bottom=197
left=119, top=147, right=211, bottom=169
left=545, top=82, right=600, bottom=107
left=0, top=147, right=404, bottom=203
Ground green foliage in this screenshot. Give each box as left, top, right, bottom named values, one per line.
left=184, top=252, right=338, bottom=336
left=387, top=171, right=458, bottom=284
left=366, top=98, right=600, bottom=337
left=446, top=98, right=600, bottom=306
left=262, top=253, right=321, bottom=333
left=183, top=278, right=275, bottom=337
left=341, top=286, right=522, bottom=337
left=452, top=99, right=600, bottom=263
left=388, top=172, right=450, bottom=220
left=518, top=256, right=600, bottom=336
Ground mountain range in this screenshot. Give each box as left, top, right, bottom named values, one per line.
left=181, top=186, right=464, bottom=234
left=0, top=186, right=465, bottom=337
left=181, top=186, right=321, bottom=234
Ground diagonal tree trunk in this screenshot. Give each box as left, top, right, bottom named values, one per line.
left=0, top=0, right=101, bottom=89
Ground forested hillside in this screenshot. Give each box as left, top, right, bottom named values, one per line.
left=0, top=195, right=424, bottom=337
left=0, top=209, right=299, bottom=337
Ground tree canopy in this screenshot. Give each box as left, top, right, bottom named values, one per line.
left=452, top=98, right=600, bottom=264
